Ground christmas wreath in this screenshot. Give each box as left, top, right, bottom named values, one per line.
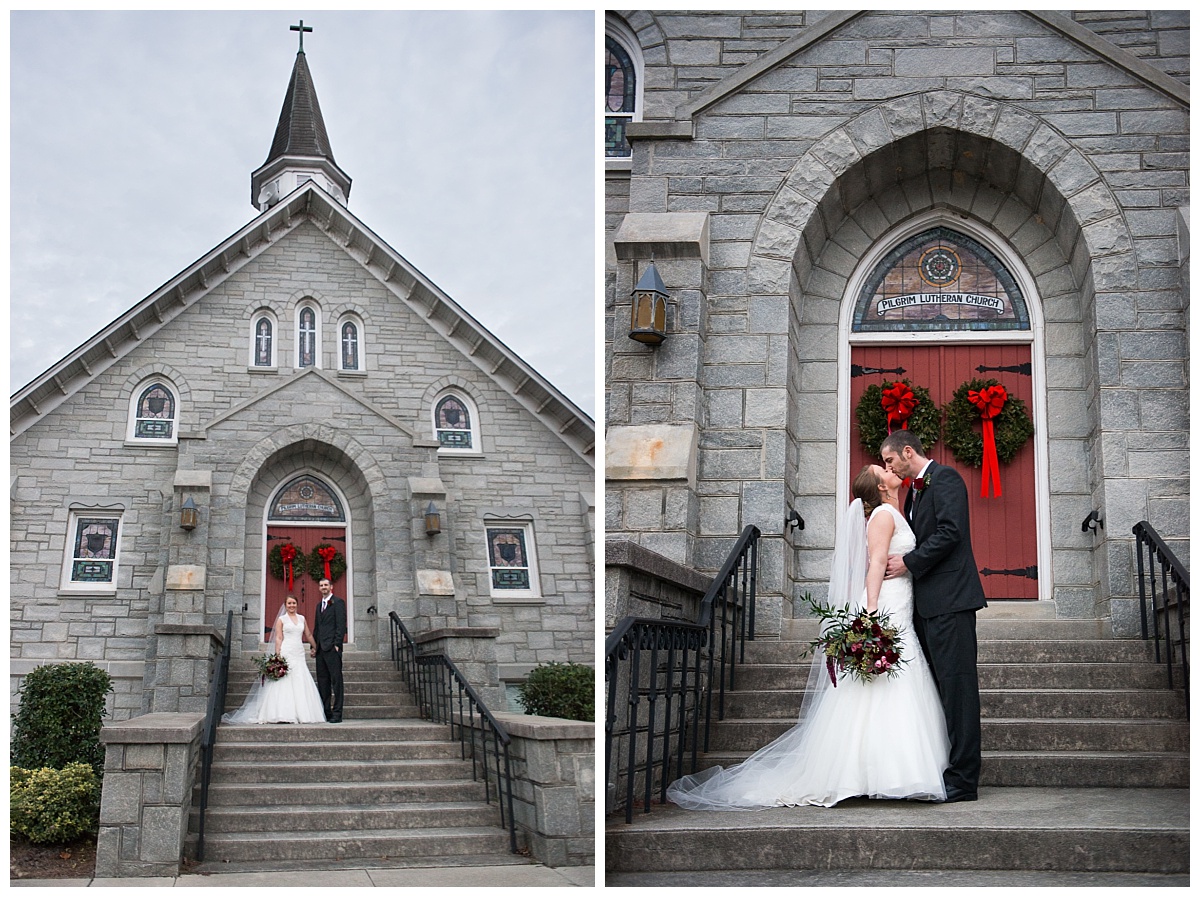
left=307, top=543, right=347, bottom=583
left=268, top=542, right=302, bottom=590
left=855, top=379, right=941, bottom=457
left=942, top=378, right=1034, bottom=497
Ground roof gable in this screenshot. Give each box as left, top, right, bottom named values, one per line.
left=10, top=182, right=594, bottom=464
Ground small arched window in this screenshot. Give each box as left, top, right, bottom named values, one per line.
left=605, top=17, right=643, bottom=159
left=433, top=391, right=480, bottom=452
left=296, top=303, right=321, bottom=368
left=338, top=315, right=365, bottom=372
left=250, top=311, right=277, bottom=368
left=127, top=378, right=179, bottom=444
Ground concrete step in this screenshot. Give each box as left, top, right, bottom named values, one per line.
left=227, top=676, right=419, bottom=695
left=191, top=826, right=513, bottom=862
left=741, top=639, right=1157, bottom=665
left=198, top=779, right=489, bottom=808
left=192, top=801, right=501, bottom=834
left=606, top=787, right=1188, bottom=874
left=982, top=752, right=1189, bottom=788
left=215, top=719, right=446, bottom=742
left=211, top=738, right=463, bottom=763
left=781, top=618, right=1116, bottom=641
left=206, top=758, right=476, bottom=784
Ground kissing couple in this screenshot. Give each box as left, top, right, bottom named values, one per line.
left=668, top=429, right=985, bottom=808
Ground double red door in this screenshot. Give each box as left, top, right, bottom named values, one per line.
left=849, top=344, right=1038, bottom=600
left=264, top=525, right=349, bottom=640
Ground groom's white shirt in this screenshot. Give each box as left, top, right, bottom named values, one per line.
left=910, top=460, right=933, bottom=519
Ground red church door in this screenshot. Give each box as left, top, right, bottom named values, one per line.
left=263, top=525, right=350, bottom=641
left=849, top=343, right=1039, bottom=600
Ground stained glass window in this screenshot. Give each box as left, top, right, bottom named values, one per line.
left=298, top=307, right=317, bottom=367
left=341, top=321, right=359, bottom=371
left=435, top=395, right=473, bottom=450
left=68, top=515, right=120, bottom=585
left=254, top=316, right=274, bottom=367
left=134, top=383, right=175, bottom=439
left=605, top=36, right=635, bottom=158
left=486, top=526, right=532, bottom=591
left=269, top=475, right=345, bottom=522
left=853, top=227, right=1030, bottom=333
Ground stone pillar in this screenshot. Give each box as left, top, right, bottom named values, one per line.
left=416, top=626, right=501, bottom=709
left=493, top=712, right=594, bottom=867
left=95, top=712, right=204, bottom=878
left=409, top=475, right=460, bottom=631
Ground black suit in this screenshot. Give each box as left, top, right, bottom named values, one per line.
left=313, top=595, right=347, bottom=721
left=903, top=460, right=987, bottom=795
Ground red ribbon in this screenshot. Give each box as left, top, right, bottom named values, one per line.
left=968, top=385, right=1007, bottom=497
left=279, top=543, right=297, bottom=590
left=318, top=545, right=337, bottom=580
left=880, top=383, right=917, bottom=434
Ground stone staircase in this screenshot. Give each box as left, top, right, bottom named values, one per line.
left=606, top=609, right=1189, bottom=881
left=187, top=650, right=524, bottom=871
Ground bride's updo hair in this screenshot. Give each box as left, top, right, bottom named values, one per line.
left=852, top=465, right=883, bottom=519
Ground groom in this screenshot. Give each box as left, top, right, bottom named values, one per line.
left=881, top=430, right=986, bottom=802
left=311, top=577, right=347, bottom=723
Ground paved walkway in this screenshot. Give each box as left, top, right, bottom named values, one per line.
left=13, top=863, right=596, bottom=888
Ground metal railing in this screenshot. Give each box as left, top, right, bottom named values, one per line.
left=1134, top=521, right=1189, bottom=710
left=388, top=612, right=517, bottom=853
left=605, top=525, right=760, bottom=823
left=196, top=610, right=234, bottom=862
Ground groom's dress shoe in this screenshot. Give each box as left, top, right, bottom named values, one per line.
left=943, top=788, right=977, bottom=803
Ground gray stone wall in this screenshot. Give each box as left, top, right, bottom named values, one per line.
left=12, top=219, right=593, bottom=718
left=606, top=10, right=1188, bottom=632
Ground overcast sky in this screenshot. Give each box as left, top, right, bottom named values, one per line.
left=10, top=10, right=596, bottom=417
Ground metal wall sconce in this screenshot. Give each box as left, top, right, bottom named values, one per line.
left=424, top=501, right=442, bottom=536
left=786, top=509, right=805, bottom=531
left=180, top=495, right=199, bottom=531
left=629, top=259, right=669, bottom=345
left=1081, top=510, right=1104, bottom=533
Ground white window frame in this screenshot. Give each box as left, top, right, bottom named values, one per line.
left=484, top=520, right=542, bottom=602
left=249, top=310, right=278, bottom=369
left=605, top=15, right=644, bottom=168
left=61, top=511, right=123, bottom=593
left=126, top=378, right=179, bottom=445
left=337, top=313, right=366, bottom=372
left=295, top=301, right=322, bottom=369
left=433, top=390, right=481, bottom=454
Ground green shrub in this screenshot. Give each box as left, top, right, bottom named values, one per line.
left=10, top=763, right=101, bottom=844
left=517, top=662, right=594, bottom=722
left=11, top=662, right=113, bottom=776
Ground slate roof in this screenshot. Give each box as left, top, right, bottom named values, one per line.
left=265, top=50, right=338, bottom=165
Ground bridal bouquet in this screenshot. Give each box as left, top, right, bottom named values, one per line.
left=253, top=653, right=289, bottom=683
left=800, top=594, right=906, bottom=687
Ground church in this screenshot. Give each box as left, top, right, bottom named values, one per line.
left=10, top=28, right=595, bottom=723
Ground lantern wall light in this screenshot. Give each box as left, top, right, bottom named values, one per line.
left=424, top=501, right=442, bottom=537
left=629, top=259, right=669, bottom=346
left=180, top=495, right=199, bottom=531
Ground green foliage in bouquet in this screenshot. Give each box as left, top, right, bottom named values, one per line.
left=800, top=593, right=906, bottom=686
left=253, top=653, right=290, bottom=681
left=517, top=662, right=594, bottom=722
left=10, top=763, right=101, bottom=844
left=11, top=662, right=113, bottom=776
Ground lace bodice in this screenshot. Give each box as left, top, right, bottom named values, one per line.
left=872, top=503, right=915, bottom=555
left=871, top=504, right=915, bottom=617
left=277, top=614, right=308, bottom=657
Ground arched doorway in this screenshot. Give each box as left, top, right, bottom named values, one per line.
left=262, top=473, right=353, bottom=642
left=840, top=217, right=1049, bottom=601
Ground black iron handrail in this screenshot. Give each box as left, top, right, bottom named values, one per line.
left=1134, top=521, right=1189, bottom=710
left=388, top=612, right=517, bottom=853
left=196, top=610, right=233, bottom=862
left=605, top=525, right=760, bottom=823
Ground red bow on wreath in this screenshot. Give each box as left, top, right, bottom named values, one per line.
left=968, top=384, right=1008, bottom=498
left=279, top=543, right=297, bottom=590
left=317, top=545, right=338, bottom=581
left=880, top=382, right=917, bottom=434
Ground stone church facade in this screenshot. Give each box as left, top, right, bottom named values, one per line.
left=605, top=10, right=1188, bottom=635
left=11, top=47, right=595, bottom=721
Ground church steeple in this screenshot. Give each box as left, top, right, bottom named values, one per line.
left=251, top=22, right=351, bottom=211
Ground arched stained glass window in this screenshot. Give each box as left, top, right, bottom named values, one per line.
left=268, top=474, right=345, bottom=522
left=134, top=383, right=176, bottom=439
left=254, top=316, right=274, bottom=367
left=341, top=321, right=359, bottom=371
left=605, top=36, right=636, bottom=158
left=298, top=306, right=318, bottom=367
left=853, top=227, right=1030, bottom=333
left=435, top=394, right=473, bottom=450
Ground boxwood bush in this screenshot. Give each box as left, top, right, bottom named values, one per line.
left=11, top=763, right=101, bottom=844
left=11, top=661, right=113, bottom=776
left=517, top=662, right=594, bottom=722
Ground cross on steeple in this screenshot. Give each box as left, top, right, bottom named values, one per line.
left=290, top=19, right=312, bottom=53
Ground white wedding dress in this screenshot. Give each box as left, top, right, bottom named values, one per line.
left=667, top=503, right=950, bottom=808
left=222, top=614, right=327, bottom=725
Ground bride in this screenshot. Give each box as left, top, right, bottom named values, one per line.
left=223, top=595, right=327, bottom=725
left=667, top=464, right=950, bottom=808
